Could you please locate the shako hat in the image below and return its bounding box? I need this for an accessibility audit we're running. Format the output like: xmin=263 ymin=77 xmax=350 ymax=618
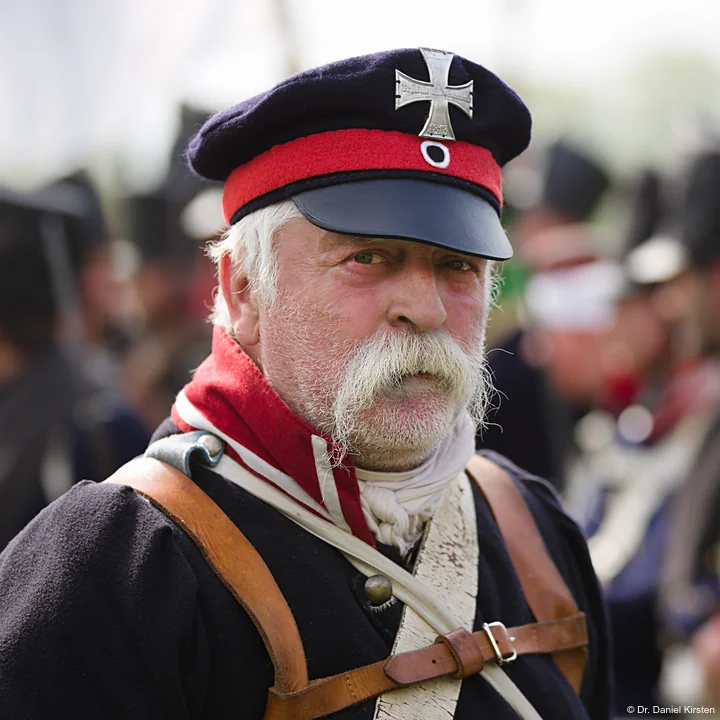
xmin=683 ymin=150 xmax=720 ymax=266
xmin=187 ymin=47 xmax=532 ymax=260
xmin=622 ymin=169 xmax=664 ymax=257
xmin=626 ymin=151 xmax=720 ymax=285
xmin=540 ymin=140 xmax=610 ymax=222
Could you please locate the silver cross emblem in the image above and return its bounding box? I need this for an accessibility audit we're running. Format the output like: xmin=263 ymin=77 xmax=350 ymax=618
xmin=395 ymin=47 xmax=473 ymax=141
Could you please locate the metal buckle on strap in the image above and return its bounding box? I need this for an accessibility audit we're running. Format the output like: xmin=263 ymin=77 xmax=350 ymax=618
xmin=482 ymin=622 xmax=517 ymax=665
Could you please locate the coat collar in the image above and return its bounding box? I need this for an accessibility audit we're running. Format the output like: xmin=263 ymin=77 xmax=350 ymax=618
xmin=172 ymin=327 xmax=375 ymax=545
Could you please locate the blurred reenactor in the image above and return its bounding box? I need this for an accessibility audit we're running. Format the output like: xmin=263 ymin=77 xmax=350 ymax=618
xmin=600 ymin=171 xmax=671 ymax=415
xmin=514 ymin=139 xmax=612 ymax=256
xmin=651 ymin=149 xmax=720 ymax=710
xmin=522 ymin=225 xmax=625 ymax=410
xmin=121 ymin=106 xmax=219 ymax=427
xmin=565 ymin=168 xmax=704 ymax=716
xmin=0 ymin=183 xmax=149 ymax=551
xmin=479 ymin=140 xmax=610 ymax=486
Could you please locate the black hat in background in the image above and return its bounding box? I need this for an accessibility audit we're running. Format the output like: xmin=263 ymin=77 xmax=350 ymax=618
xmin=125 ymin=104 xmax=221 ymax=263
xmin=622 ymin=169 xmax=665 ymax=257
xmin=626 ymin=150 xmax=720 ymax=285
xmin=682 ymin=150 xmax=720 ymax=267
xmin=0 ymin=187 xmax=87 ymax=356
xmin=622 ymin=168 xmax=686 ymax=286
xmin=35 ymin=171 xmax=109 ymax=275
xmin=540 ymin=140 xmax=610 ymax=222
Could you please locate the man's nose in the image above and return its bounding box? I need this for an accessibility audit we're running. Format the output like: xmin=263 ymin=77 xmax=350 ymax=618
xmin=387 ymin=263 xmax=447 ymax=332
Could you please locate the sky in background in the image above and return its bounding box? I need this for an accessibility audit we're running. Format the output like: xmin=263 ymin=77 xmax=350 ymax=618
xmin=0 ymin=0 xmax=719 ymax=191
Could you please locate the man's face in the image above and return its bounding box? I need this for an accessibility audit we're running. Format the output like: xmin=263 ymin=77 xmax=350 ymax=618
xmin=250 ymin=216 xmax=492 ymax=471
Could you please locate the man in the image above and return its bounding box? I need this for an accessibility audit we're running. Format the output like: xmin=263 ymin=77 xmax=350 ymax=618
xmin=0 ymin=183 xmax=149 ymax=551
xmin=479 ymin=140 xmax=611 ymax=486
xmin=649 ymin=149 xmax=720 ymax=710
xmin=122 ymin=106 xmax=219 ymax=427
xmin=0 ymin=49 xmax=610 ymax=719
xmin=563 ymin=167 xmax=701 ymax=717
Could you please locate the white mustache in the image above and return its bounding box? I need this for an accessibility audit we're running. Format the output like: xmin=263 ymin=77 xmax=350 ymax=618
xmin=336 ymin=330 xmax=481 ymax=408
xmin=316 ymin=328 xmax=490 ymax=465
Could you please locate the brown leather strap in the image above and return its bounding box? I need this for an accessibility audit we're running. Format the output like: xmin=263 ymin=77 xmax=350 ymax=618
xmin=466 ymin=454 xmax=588 ymax=693
xmin=104 ymin=457 xmax=308 ymax=694
xmin=435 ymin=627 xmax=485 ymax=679
xmin=264 ymin=613 xmax=588 ymax=720
xmin=107 ymin=453 xmax=588 ymax=719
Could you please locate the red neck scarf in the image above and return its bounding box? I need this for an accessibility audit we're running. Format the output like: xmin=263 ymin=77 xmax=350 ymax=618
xmin=171 ymin=327 xmax=376 ymax=546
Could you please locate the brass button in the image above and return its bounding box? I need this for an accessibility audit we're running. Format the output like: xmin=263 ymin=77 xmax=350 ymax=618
xmin=364 ymin=575 xmax=393 ymax=607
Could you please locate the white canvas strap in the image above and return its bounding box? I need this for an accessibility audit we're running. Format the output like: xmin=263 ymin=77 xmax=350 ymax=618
xmin=373 ymin=471 xmax=476 ymax=719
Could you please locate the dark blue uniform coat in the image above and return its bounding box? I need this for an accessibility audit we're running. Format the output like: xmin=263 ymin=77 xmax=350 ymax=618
xmin=0 ymin=422 xmax=612 ymax=719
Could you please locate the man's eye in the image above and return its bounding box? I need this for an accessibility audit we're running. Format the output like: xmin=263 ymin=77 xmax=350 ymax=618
xmin=446 ymin=258 xmax=473 ymax=271
xmin=353 ymin=252 xmax=382 ymax=265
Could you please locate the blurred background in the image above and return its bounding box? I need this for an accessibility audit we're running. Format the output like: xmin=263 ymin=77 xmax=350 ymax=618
xmin=2 ymin=0 xmax=720 ymax=715
xmin=2 ymin=0 xmax=720 ymax=190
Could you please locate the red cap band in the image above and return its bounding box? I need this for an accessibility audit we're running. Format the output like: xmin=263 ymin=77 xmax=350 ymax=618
xmin=222 ymin=128 xmax=502 ymax=223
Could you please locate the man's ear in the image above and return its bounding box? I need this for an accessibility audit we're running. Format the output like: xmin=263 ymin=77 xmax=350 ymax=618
xmin=219 ymin=253 xmax=260 ymax=346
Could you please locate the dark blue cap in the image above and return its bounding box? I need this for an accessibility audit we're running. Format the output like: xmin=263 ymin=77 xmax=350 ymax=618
xmin=187 ymin=48 xmax=532 ymax=260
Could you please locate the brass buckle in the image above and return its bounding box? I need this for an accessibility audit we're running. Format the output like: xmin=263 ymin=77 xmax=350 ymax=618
xmin=482 ymin=622 xmax=517 ymax=665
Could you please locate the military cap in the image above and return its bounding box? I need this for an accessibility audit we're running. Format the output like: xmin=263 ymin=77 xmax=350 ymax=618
xmin=126 ymin=105 xmax=221 ymax=262
xmin=682 ymin=150 xmax=720 ymax=266
xmin=0 ymin=187 xmax=81 ymax=356
xmin=540 ymin=140 xmax=610 ymax=222
xmin=627 ymin=151 xmax=720 ymax=285
xmin=622 ymin=169 xmax=664 ymax=257
xmin=187 ymin=47 xmax=532 ymax=260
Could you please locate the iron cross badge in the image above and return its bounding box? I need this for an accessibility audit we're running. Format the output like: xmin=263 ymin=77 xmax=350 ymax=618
xmin=395 ymin=48 xmax=474 ymax=141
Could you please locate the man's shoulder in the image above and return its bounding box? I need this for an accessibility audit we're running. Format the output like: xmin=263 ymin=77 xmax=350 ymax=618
xmin=473 ymin=449 xmax=604 ymax=630
xmin=0 ymin=478 xmax=199 ymax=616
xmin=0 ymin=477 xmax=230 ymax=717
xmin=477 ymin=449 xmax=573 ymax=526
xmin=3 ymin=478 xmax=175 ymax=554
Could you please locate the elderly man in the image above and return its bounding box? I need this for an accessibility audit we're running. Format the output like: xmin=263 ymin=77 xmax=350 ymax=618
xmin=0 ymin=49 xmax=610 ymax=719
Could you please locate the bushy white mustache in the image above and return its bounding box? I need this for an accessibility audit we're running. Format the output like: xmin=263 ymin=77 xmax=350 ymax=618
xmin=315 ymin=329 xmax=491 ymax=465
xmin=337 ymin=330 xmax=482 ymax=407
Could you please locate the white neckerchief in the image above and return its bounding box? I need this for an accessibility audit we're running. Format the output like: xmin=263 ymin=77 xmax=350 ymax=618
xmin=355 ymin=413 xmax=476 ymax=555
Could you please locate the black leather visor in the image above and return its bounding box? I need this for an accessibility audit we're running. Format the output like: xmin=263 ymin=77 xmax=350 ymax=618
xmin=292 ymin=178 xmax=512 ymax=260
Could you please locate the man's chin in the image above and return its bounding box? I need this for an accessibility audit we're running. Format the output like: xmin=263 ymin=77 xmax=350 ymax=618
xmin=375 ymin=374 xmax=452 ymax=401
xmin=358 ymin=399 xmax=459 ymax=445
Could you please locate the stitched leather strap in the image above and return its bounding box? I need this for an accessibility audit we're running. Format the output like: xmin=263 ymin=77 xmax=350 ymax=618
xmin=264 ymin=614 xmax=587 ymax=720
xmin=104 ymin=457 xmax=309 ymax=694
xmin=435 ymin=627 xmax=485 ymax=679
xmin=466 ymin=454 xmax=588 ymax=693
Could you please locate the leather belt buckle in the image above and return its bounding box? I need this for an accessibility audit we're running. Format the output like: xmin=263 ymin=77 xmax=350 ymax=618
xmin=482 ymin=622 xmax=517 ymax=665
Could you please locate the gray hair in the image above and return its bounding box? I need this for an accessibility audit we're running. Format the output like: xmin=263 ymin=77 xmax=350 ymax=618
xmin=206 ymin=200 xmax=302 ymax=330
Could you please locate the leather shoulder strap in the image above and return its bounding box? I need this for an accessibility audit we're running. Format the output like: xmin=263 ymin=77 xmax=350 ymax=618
xmin=104 ymin=456 xmax=308 ymax=694
xmin=466 ymin=454 xmax=587 ymax=693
